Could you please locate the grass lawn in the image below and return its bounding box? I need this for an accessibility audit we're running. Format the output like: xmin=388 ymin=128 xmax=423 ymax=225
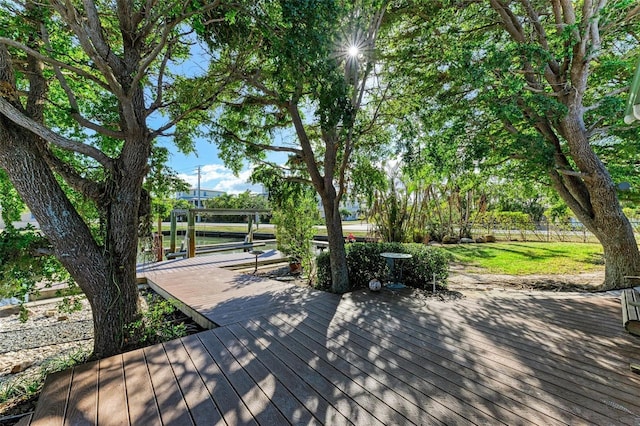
xmin=442 ymin=241 xmax=605 ymax=275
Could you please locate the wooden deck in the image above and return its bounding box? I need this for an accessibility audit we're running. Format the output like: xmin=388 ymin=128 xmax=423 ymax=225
xmin=23 ymin=259 xmax=640 ymax=425
xmin=137 ymin=252 xmax=316 ymax=328
xmin=136 ymin=250 xmax=287 ymax=276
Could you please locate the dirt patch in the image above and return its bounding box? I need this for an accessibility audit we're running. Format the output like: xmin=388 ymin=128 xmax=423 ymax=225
xmin=446 ymin=263 xmax=605 ymax=293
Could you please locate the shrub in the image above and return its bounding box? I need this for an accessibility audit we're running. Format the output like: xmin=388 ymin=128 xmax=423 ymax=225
xmin=125 ymin=293 xmax=187 ymax=346
xmin=315 ymin=242 xmax=451 ymax=292
xmin=272 ymin=192 xmax=318 ymax=282
xmin=316 ymin=251 xmax=332 ymax=290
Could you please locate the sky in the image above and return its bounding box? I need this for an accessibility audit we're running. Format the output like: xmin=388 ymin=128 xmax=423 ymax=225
xmin=163 ymin=137 xmax=264 ymax=194
xmin=154 ymin=40 xmax=284 ymax=195
xmin=160 ymin=135 xmax=290 ymax=195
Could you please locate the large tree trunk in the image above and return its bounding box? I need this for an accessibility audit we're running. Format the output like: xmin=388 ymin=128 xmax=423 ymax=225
xmin=550 ymin=112 xmax=640 ymax=290
xmin=0 ymin=122 xmax=140 ymax=358
xmin=320 ymin=189 xmax=349 ymax=293
xmin=485 ymin=0 xmax=640 ymax=290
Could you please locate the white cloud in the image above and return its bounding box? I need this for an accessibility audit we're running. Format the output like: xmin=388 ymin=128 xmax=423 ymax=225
xmin=178 ymin=164 xmax=263 ymax=194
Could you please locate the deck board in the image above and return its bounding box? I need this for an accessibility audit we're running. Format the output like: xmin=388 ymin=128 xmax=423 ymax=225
xmin=162 ymin=338 xmax=223 ymax=425
xmin=25 ymin=259 xmax=640 ymax=425
xmin=64 ymin=361 xmax=98 ymax=425
xmin=225 ymin=322 xmax=352 ymax=425
xmin=143 ymin=344 xmax=194 ymax=426
xmin=122 ymin=349 xmax=162 ymax=425
xmin=197 ymin=330 xmax=289 ymax=425
xmin=30 ymin=369 xmax=72 ymax=425
xmin=181 ymin=334 xmax=257 ymax=426
xmin=97 ymin=355 xmax=128 ymax=426
xmin=214 ymin=327 xmax=318 ymax=425
xmin=238 ymin=319 xmax=379 ymax=425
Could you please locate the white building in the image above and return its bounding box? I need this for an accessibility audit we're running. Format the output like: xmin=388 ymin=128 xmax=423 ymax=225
xmin=175 ymin=188 xmax=225 ymax=208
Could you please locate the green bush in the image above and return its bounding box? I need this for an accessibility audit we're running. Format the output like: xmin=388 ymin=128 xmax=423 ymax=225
xmin=125 ymin=293 xmax=187 ymax=346
xmin=316 ymin=242 xmax=451 ymax=292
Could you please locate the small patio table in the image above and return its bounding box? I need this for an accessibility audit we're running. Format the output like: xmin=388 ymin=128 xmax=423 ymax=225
xmin=380 ymin=252 xmax=412 ymax=289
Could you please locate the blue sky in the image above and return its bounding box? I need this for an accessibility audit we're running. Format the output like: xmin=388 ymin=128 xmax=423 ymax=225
xmin=156 ymin=40 xmax=293 ymax=194
xmin=161 ymin=137 xmax=266 ymax=194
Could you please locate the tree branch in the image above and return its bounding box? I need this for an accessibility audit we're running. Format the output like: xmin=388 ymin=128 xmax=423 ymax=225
xmin=147 ymin=43 xmax=173 ymax=115
xmin=288 ymin=97 xmax=325 ymax=194
xmin=49 ymin=1 xmax=124 ymax=98
xmin=222 ymin=129 xmax=303 ymax=156
xmin=40 ymin=24 xmax=125 ymax=140
xmin=556 ymin=168 xmax=592 ymax=180
xmin=489 ymin=0 xmax=526 ymax=43
xmin=0 ymin=97 xmax=113 ymax=167
xmin=41 ymin=149 xmax=104 ymax=201
xmin=0 ymin=37 xmax=110 ymax=91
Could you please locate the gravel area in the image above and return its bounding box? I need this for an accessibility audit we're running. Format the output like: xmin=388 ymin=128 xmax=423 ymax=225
xmin=0 ymin=321 xmax=92 ymax=354
xmin=0 ymin=300 xmax=93 ymax=378
xmin=0 ymin=297 xmax=93 ymax=423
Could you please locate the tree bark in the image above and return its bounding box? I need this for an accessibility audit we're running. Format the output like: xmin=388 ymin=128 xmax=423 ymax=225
xmin=320 ymin=189 xmax=349 ymax=293
xmin=0 ymin=120 xmax=140 ymax=358
xmin=549 ymin=112 xmax=640 ymax=290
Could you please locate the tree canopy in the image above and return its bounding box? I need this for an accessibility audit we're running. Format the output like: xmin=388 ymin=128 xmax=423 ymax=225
xmin=0 ymin=0 xmax=224 ymax=357
xmin=378 ymin=0 xmax=640 ymax=288
xmin=185 ymin=0 xmax=391 ymax=292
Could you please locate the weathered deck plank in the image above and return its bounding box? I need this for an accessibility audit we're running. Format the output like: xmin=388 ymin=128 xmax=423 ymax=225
xmin=162 ymin=338 xmax=223 ymax=425
xmin=143 ymin=344 xmax=194 ymax=426
xmin=97 ymin=355 xmax=128 ymax=426
xmin=122 ymin=349 xmax=162 ymax=425
xmin=197 ymin=330 xmax=289 ymax=425
xmin=225 ymin=322 xmax=352 ymax=425
xmin=30 ymin=369 xmax=72 ymax=425
xmin=181 ymin=334 xmax=257 ymax=426
xmin=64 ymin=361 xmax=98 ymax=425
xmin=236 ymin=320 xmax=378 ymax=425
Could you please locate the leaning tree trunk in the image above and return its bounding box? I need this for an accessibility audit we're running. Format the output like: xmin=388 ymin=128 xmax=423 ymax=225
xmin=321 ymin=189 xmax=350 ymax=293
xmin=0 ymin=122 xmax=140 ymax=358
xmin=551 ymin=112 xmax=640 ymax=290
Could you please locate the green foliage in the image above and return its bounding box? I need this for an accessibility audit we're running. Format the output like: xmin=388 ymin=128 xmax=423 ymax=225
xmin=316 ymin=242 xmax=451 ymax=292
xmin=272 ymin=191 xmax=319 ymax=281
xmin=0 ymin=226 xmax=69 ymax=313
xmin=145 ymin=146 xmax=190 ymax=225
xmin=491 ymin=211 xmax=535 ymax=240
xmin=371 ymin=172 xmax=412 ymax=242
xmin=0 ymin=169 xmax=23 ymax=228
xmin=126 ymin=294 xmax=187 ymax=346
xmin=203 ymin=191 xmax=271 ymax=223
xmin=57 ymin=294 xmax=83 ymax=314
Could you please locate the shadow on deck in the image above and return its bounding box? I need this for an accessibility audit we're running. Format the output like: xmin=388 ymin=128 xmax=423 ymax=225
xmin=20 ymin=262 xmax=640 ymax=425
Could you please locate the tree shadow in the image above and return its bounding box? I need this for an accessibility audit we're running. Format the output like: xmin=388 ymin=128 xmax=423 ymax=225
xmin=29 ymin=278 xmax=640 ymax=424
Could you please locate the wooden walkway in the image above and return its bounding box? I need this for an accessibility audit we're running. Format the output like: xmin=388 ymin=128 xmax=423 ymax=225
xmin=21 ymin=259 xmax=640 ymax=425
xmin=140 ymin=255 xmax=332 ymax=328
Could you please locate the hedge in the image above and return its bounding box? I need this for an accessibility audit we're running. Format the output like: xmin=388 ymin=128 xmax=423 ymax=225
xmin=316 ymin=242 xmax=452 ymax=292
